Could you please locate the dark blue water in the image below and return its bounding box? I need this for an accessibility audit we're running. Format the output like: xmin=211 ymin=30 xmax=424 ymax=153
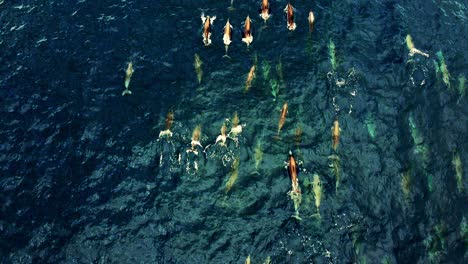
xmin=1 ymin=0 xmax=467 ymax=263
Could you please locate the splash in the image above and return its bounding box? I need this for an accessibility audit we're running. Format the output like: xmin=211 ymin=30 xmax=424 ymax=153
xmin=405 ymin=34 xmax=429 ymax=57
xmin=185 ymin=125 xmax=203 ymax=175
xmin=228 ymin=112 xmax=243 ymax=141
xmin=215 ymin=123 xmax=228 ymax=146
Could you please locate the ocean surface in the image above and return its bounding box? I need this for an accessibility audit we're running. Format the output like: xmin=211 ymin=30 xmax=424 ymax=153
xmin=0 ymin=0 xmax=467 ymax=263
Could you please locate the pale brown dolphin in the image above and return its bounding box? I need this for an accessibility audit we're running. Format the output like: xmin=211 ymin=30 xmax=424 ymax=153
xmin=308 ymin=10 xmax=315 ymax=32
xmin=332 ymin=118 xmax=341 ymax=151
xmin=122 ymin=62 xmax=134 ymax=96
xmin=223 ymin=19 xmax=233 ymax=57
xmin=245 ymin=64 xmax=256 ymax=92
xmin=278 ymin=102 xmax=288 ymax=134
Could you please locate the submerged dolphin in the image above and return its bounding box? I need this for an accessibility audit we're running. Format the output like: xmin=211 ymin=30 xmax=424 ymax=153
xmin=122 ymin=62 xmax=134 ymax=96
xmin=223 ymin=19 xmax=233 ymax=57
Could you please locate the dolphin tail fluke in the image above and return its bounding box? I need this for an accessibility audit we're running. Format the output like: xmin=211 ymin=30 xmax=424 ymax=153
xmin=122 ymin=89 xmax=132 ymax=96
xmin=223 ymin=46 xmax=231 ymax=58
xmin=291 ymin=213 xmax=302 ymax=221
